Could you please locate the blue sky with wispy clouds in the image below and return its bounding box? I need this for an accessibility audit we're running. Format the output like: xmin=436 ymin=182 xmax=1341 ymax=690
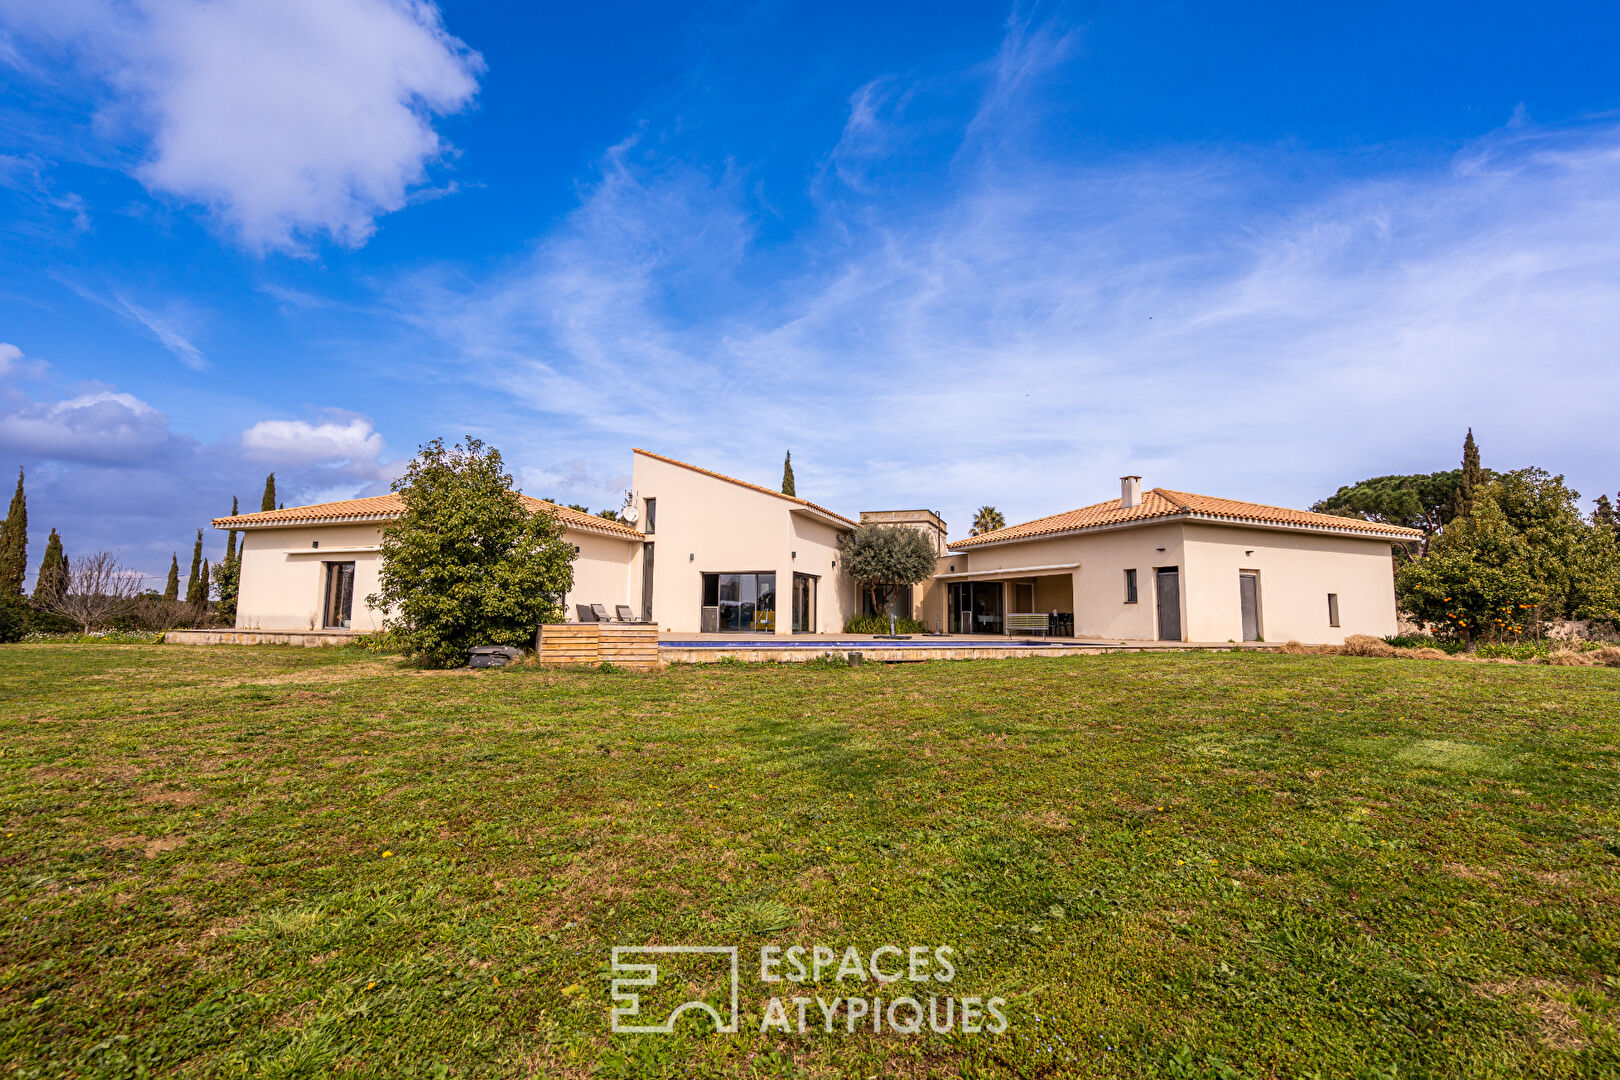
xmin=3 ymin=1 xmax=1619 ymax=585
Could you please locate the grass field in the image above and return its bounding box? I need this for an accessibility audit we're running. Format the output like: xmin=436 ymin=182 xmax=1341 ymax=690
xmin=2 ymin=646 xmax=1618 ymax=1079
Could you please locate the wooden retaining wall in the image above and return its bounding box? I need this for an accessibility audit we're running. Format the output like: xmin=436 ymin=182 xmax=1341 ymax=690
xmin=538 ymin=623 xmax=660 ymax=670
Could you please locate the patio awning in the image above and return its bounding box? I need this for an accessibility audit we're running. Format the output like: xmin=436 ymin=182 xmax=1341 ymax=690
xmin=933 ymin=561 xmax=1080 ymax=581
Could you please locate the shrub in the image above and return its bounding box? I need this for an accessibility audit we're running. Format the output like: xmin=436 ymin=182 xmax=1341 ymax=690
xmin=369 ymin=437 xmax=574 ymax=668
xmin=0 ymin=596 xmax=27 ymax=643
xmin=1548 ymin=648 xmax=1596 ymax=667
xmin=843 ymin=614 xmax=927 ymax=635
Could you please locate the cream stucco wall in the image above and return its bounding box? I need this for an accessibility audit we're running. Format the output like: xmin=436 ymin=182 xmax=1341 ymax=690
xmin=1180 ymin=524 xmax=1397 ymax=643
xmin=631 ymin=452 xmax=855 ymax=634
xmin=234 ymin=524 xmax=387 ymax=631
xmin=936 ymin=521 xmax=1398 ymax=643
xmin=230 ymin=519 xmax=639 ymax=632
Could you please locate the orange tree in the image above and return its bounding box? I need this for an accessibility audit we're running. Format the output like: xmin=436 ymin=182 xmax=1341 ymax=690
xmin=1397 ymin=494 xmax=1542 ymax=647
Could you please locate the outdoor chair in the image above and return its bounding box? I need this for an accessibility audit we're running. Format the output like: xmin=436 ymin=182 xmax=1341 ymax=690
xmin=615 ymin=604 xmax=643 ymax=623
xmin=575 ymin=603 xmax=596 ymax=622
xmin=590 ymin=603 xmax=617 ymax=622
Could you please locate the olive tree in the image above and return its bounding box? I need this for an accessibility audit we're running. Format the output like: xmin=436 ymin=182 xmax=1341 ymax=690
xmin=368 ymin=437 xmax=575 ymax=667
xmin=837 ymin=524 xmax=937 ymax=615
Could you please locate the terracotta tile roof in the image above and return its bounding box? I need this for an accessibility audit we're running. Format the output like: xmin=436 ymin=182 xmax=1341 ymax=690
xmin=949 ymin=487 xmax=1423 ymax=549
xmin=212 ymin=493 xmax=645 ymax=539
xmin=632 ymin=448 xmax=857 ymax=528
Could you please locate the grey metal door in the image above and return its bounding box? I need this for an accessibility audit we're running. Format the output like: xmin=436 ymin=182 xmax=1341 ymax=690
xmin=1239 ymin=572 xmax=1260 ymax=641
xmin=640 ymin=543 xmax=654 ymax=622
xmin=1155 ymin=568 xmax=1181 ymax=641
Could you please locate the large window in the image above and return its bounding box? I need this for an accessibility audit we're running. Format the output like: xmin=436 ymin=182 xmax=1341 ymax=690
xmin=324 ymin=562 xmax=355 ymax=629
xmin=947 ymin=582 xmax=1003 ymax=635
xmin=643 ymin=498 xmax=656 ymax=534
xmin=701 ymin=572 xmax=776 ymax=632
xmin=861 ymin=583 xmax=913 ymax=618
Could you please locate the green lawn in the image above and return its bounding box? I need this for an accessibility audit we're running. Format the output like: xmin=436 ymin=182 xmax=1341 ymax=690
xmin=2 ymin=646 xmax=1618 ymax=1079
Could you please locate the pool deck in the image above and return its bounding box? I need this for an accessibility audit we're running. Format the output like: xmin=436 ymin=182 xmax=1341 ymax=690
xmin=657 ymin=632 xmax=1276 ymax=663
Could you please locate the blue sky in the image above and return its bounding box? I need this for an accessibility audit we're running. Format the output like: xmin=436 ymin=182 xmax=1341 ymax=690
xmin=3 ymin=1 xmax=1620 ymax=586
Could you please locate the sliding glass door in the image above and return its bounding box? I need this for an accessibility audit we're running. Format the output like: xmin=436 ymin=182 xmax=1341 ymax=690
xmin=701 ymin=572 xmax=777 ymax=632
xmin=791 ymin=573 xmax=816 ymax=633
xmin=947 ymin=581 xmax=1003 ymax=635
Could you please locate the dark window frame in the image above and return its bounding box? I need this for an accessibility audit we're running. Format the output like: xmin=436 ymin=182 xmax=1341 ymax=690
xmin=1327 ymin=592 xmax=1340 ymax=627
xmin=1123 ymin=568 xmax=1138 ymax=604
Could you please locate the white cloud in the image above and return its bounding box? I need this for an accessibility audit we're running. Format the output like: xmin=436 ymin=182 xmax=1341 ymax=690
xmin=0 ymin=389 xmax=184 ymax=464
xmin=0 ymin=342 xmax=21 ymax=376
xmin=3 ymin=0 xmax=482 ymax=251
xmin=241 ymin=415 xmax=389 ymax=472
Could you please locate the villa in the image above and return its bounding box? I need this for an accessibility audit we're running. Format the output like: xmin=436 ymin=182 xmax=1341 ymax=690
xmin=214 ymin=448 xmax=1421 ymax=644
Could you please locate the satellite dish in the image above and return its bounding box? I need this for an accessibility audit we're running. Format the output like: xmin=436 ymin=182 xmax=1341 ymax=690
xmin=623 ymin=506 xmax=639 ymax=523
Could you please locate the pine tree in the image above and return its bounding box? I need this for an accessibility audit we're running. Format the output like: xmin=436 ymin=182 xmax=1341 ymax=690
xmin=0 ymin=468 xmax=26 ymax=596
xmin=32 ymin=528 xmax=66 ymax=601
xmin=781 ymin=451 xmax=796 ymax=496
xmin=185 ymin=530 xmax=203 ymax=605
xmin=225 ymin=496 xmax=239 ymax=566
xmin=1448 ymin=429 xmax=1485 ymax=521
xmin=164 ymin=553 xmax=180 ymax=602
xmin=261 ymin=473 xmax=277 ymax=513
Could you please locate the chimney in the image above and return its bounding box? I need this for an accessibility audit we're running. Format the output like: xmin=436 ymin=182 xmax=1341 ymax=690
xmin=1121 ymin=475 xmax=1142 ymax=508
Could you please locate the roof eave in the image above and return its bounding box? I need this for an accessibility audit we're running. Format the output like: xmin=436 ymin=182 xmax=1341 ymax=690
xmin=948 ymin=512 xmax=1419 ymax=550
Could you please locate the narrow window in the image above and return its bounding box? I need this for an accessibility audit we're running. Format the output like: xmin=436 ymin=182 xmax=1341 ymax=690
xmin=1123 ymin=568 xmax=1138 ymax=603
xmin=643 ymin=497 xmax=656 ymax=534
xmin=1327 ymin=593 xmax=1340 ymax=627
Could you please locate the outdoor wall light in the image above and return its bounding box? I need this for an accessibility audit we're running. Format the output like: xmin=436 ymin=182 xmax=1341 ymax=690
xmin=792 ymin=550 xmax=797 ymax=559
xmin=1245 ymin=549 xmax=1254 ymax=556
xmin=1156 ymin=547 xmax=1166 ymax=552
xmin=689 ymin=552 xmax=695 ymax=561
xmin=311 ymin=541 xmax=318 ymax=549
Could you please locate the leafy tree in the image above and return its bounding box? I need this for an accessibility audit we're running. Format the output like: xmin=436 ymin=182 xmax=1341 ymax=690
xmin=1448 ymin=428 xmax=1486 ymax=520
xmin=1397 ymin=492 xmax=1543 ymax=647
xmin=0 ymin=595 xmax=26 ymax=643
xmin=260 ymin=473 xmax=277 ymax=513
xmin=970 ymin=506 xmax=1005 ymax=536
xmin=213 ymin=556 xmax=240 ymax=626
xmin=368 ymin=437 xmax=576 ymax=667
xmin=32 ymin=528 xmax=67 ymax=602
xmin=836 ymin=524 xmax=937 ymax=616
xmin=185 ymin=530 xmax=203 ymax=605
xmin=163 ymin=553 xmax=180 ymax=602
xmin=0 ymin=467 xmax=26 ymax=595
xmin=1492 ymin=468 xmax=1620 ymax=623
xmin=1594 ymin=494 xmax=1620 ymax=543
xmin=1313 ymin=471 xmax=1467 ymax=558
xmin=781 ymin=451 xmax=796 ymax=496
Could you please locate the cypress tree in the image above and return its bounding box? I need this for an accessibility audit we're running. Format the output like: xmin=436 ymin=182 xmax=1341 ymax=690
xmin=224 ymin=496 xmax=240 ymax=566
xmin=0 ymin=468 xmax=26 ymax=596
xmin=185 ymin=530 xmax=203 ymax=604
xmin=164 ymin=553 xmax=180 ymax=602
xmin=261 ymin=474 xmax=277 ymax=513
xmin=199 ymin=558 xmax=210 ymax=606
xmin=32 ymin=528 xmax=66 ymax=600
xmin=781 ymin=451 xmax=796 ymax=497
xmin=1449 ymin=429 xmax=1485 ymax=521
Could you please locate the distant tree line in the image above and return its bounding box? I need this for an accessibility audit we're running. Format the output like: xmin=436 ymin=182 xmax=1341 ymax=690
xmin=0 ymin=468 xmax=279 ymax=641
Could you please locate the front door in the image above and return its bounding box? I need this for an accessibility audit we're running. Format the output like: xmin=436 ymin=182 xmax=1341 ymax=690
xmin=1155 ymin=567 xmax=1181 ymax=641
xmin=1239 ymin=571 xmax=1260 ymax=641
